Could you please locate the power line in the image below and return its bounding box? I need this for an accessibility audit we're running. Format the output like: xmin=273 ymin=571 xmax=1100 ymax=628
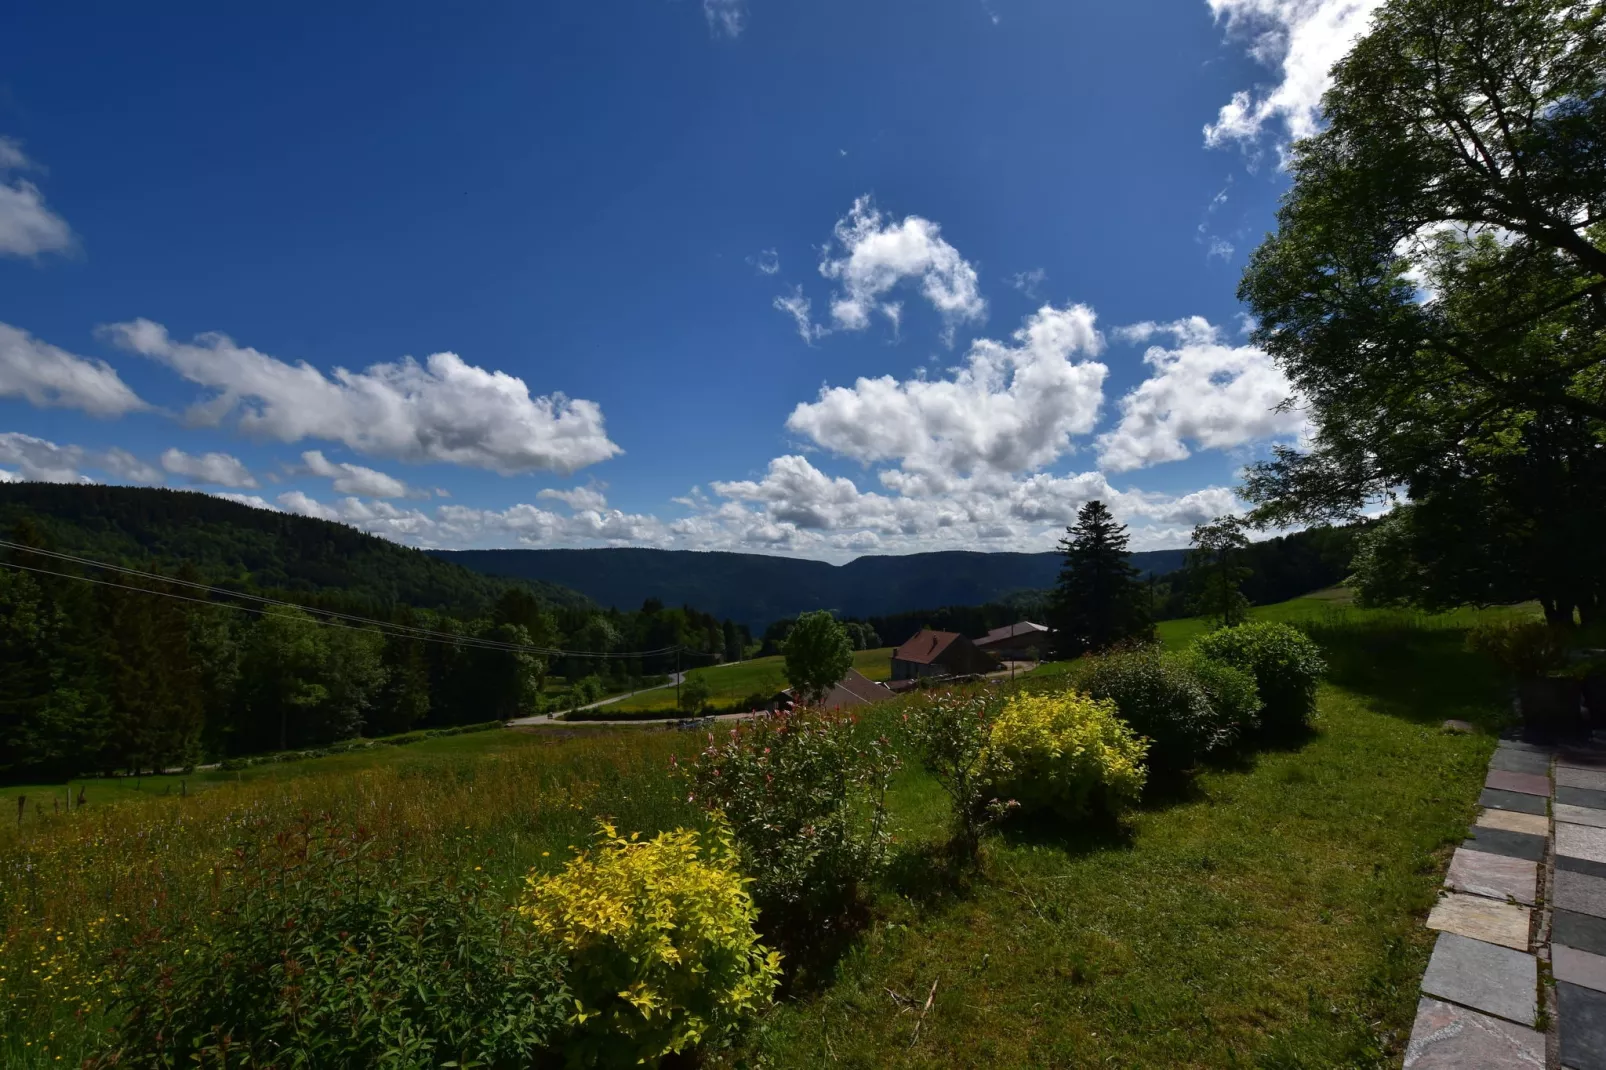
xmin=0 ymin=542 xmax=721 ymax=663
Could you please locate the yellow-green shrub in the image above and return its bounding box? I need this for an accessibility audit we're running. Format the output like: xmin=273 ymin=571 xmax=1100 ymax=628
xmin=521 ymin=821 xmax=781 ymax=1065
xmin=984 ymin=690 xmax=1148 ymax=819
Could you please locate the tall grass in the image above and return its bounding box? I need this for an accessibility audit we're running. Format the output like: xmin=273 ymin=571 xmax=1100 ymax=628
xmin=0 ymin=729 xmax=700 ymax=1066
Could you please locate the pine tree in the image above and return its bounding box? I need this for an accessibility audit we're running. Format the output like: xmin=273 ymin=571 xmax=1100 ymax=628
xmin=1047 ymin=500 xmax=1151 ymax=658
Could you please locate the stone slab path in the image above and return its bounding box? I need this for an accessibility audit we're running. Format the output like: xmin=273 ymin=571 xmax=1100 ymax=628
xmin=1405 ymin=737 xmax=1606 ymax=1068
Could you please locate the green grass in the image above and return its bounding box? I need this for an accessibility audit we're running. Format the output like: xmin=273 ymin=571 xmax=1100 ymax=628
xmin=1 ymin=601 xmax=1520 ymax=1067
xmin=602 ymin=647 xmax=895 ymax=714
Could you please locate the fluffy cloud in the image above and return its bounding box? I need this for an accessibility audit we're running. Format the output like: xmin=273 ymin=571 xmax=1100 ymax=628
xmin=786 ymin=303 xmax=1107 ymax=478
xmin=103 ymin=319 xmax=621 ymax=475
xmin=300 ymin=449 xmax=413 ymax=498
xmin=1204 ymin=0 xmax=1386 ymax=151
xmin=0 ymin=138 xmax=74 ymax=258
xmin=704 ymin=0 xmax=745 ymax=37
xmin=538 ymin=483 xmax=610 ymax=512
xmin=161 ymin=448 xmax=257 ymax=487
xmin=0 ymin=432 xmax=161 ymax=485
xmin=1097 ymin=318 xmax=1305 ymax=471
xmin=0 ymin=322 xmax=147 ymax=416
xmin=819 ymin=196 xmax=985 ymax=340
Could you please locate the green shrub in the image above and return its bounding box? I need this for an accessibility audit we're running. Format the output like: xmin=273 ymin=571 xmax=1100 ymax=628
xmin=902 ymin=689 xmax=1011 ymax=860
xmin=1076 ymin=647 xmax=1232 ymax=772
xmin=683 ymin=709 xmax=898 ymax=929
xmin=1193 ymin=621 xmax=1327 ymax=732
xmin=1467 ymin=618 xmax=1571 ymax=678
xmin=521 ymin=821 xmax=781 ymax=1065
xmin=1180 ymin=650 xmax=1262 ymax=745
xmin=983 ymin=689 xmax=1148 ymax=820
xmin=98 ymin=819 xmax=569 ymax=1069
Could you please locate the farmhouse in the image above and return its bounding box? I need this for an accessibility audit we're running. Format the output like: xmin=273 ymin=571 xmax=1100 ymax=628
xmin=973 ymin=621 xmax=1050 ymax=662
xmin=890 ymin=628 xmax=995 ymax=682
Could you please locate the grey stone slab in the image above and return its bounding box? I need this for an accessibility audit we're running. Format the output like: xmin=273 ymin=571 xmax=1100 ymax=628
xmin=1403 ymin=997 xmax=1545 ymax=1068
xmin=1490 ymin=749 xmax=1552 ymax=775
xmin=1560 ymin=785 xmax=1606 ymax=809
xmin=1554 ymin=944 xmax=1606 ymax=994
xmin=1497 ymin=738 xmax=1555 ymax=755
xmin=1445 ymin=848 xmax=1538 ymax=905
xmin=1559 ymin=822 xmax=1606 ymax=864
xmin=1558 ymin=803 xmax=1606 ymax=829
xmin=1481 ymin=788 xmax=1549 ymax=815
xmin=1556 ymin=869 xmax=1606 ymax=919
xmin=1559 ymin=766 xmax=1606 ymax=791
xmin=1419 ymin=932 xmax=1537 ymax=1025
xmin=1558 ymin=981 xmax=1606 ymax=1070
xmin=1486 ymin=769 xmax=1552 ymax=796
xmin=1560 ymin=854 xmax=1606 ymax=880
xmin=1554 ymin=910 xmax=1606 ymax=957
xmin=1466 ymin=825 xmax=1548 ymax=862
xmin=1426 ymin=894 xmax=1532 ymax=951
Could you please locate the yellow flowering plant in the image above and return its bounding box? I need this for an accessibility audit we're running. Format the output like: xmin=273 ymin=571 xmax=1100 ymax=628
xmin=983 ymin=690 xmax=1148 ymax=820
xmin=521 ymin=820 xmax=781 ymax=1066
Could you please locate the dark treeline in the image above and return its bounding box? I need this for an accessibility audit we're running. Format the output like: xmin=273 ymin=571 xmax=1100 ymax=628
xmin=0 ymin=487 xmax=750 ymax=783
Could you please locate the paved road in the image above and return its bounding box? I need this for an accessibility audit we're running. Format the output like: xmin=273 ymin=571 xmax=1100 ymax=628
xmin=508 ymin=672 xmax=684 ymax=727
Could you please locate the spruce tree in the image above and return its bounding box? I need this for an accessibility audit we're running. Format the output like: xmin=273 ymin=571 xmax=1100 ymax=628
xmin=1185 ymin=516 xmax=1252 ymax=628
xmin=1048 ymin=500 xmax=1150 ymax=658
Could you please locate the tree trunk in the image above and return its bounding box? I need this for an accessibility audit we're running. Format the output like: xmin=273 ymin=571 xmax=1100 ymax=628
xmin=1542 ymin=599 xmax=1574 ymax=628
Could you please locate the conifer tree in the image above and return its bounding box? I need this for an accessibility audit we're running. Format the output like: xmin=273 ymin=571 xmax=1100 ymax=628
xmin=1048 ymin=500 xmax=1150 ymax=658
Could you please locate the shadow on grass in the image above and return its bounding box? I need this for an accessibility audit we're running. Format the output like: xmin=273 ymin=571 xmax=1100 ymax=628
xmin=764 ymin=898 xmax=876 ymax=1000
xmin=1302 ymin=618 xmax=1514 ymax=733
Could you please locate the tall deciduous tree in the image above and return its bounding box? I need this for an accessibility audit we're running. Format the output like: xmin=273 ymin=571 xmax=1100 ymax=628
xmin=783 ymin=611 xmax=853 ymax=705
xmin=1048 ymin=501 xmax=1150 ymax=657
xmin=1186 ymin=516 xmax=1253 ymax=628
xmin=1239 ymin=0 xmax=1606 ymax=623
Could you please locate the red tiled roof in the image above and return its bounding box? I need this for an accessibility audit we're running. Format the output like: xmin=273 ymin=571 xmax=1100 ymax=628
xmin=892 ymin=629 xmax=963 ymax=665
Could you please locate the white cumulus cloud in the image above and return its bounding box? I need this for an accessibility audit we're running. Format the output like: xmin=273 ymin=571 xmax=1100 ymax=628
xmin=819 ymin=195 xmax=986 ymax=341
xmin=1203 ymin=0 xmax=1385 ymax=152
xmin=537 ymin=483 xmax=610 ymax=512
xmin=0 ymin=432 xmax=161 ymax=485
xmin=0 ymin=322 xmax=147 ymax=416
xmin=300 ymin=449 xmax=413 ymax=498
xmin=102 ymin=319 xmax=622 ymax=475
xmin=786 ymin=303 xmax=1107 ymax=478
xmin=0 ymin=138 xmax=74 ymax=258
xmin=161 ymin=448 xmax=257 ymax=488
xmin=1097 ymin=318 xmax=1305 ymax=471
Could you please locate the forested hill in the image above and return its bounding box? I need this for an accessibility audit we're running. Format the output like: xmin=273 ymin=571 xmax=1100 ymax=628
xmin=0 ymin=483 xmax=589 ymax=616
xmin=431 ymin=546 xmax=1190 ymax=630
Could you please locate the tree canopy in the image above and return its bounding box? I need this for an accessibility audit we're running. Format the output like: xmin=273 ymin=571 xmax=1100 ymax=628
xmin=783 ymin=611 xmax=853 ymax=705
xmin=1240 ymin=0 xmax=1606 ymax=623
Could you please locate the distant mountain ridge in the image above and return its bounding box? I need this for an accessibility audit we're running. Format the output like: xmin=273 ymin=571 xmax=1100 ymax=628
xmin=430 ymin=546 xmax=1189 ymax=630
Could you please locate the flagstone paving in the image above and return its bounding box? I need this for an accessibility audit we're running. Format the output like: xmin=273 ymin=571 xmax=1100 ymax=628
xmin=1558 ymin=802 xmax=1606 ymax=829
xmin=1468 ymin=823 xmax=1549 ymax=862
xmin=1558 ymin=822 xmax=1606 ymax=865
xmin=1482 ymin=786 xmax=1551 ymax=815
xmin=1420 ymin=932 xmax=1538 ymax=1024
xmin=1426 ymin=892 xmax=1532 ymax=950
xmin=1402 ymin=997 xmax=1546 ymax=1069
xmin=1554 ymin=944 xmax=1606 ymax=994
xmin=1478 ymin=808 xmax=1552 ymax=837
xmin=1555 ymin=909 xmax=1606 ymax=957
xmin=1487 ymin=768 xmax=1554 ymax=796
xmin=1555 ymin=869 xmax=1606 ymax=919
xmin=1446 ymin=847 xmax=1538 ymax=905
xmin=1408 ymin=735 xmax=1606 ymax=1066
xmin=1559 ymin=982 xmax=1606 ymax=1070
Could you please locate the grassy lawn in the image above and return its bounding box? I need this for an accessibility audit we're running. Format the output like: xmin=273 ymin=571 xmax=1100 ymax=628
xmin=1 ymin=604 xmax=1516 ymax=1066
xmin=603 ymin=646 xmax=894 ymax=714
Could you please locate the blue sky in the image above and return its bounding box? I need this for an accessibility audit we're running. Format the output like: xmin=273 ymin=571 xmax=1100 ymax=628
xmin=0 ymin=0 xmax=1381 ymax=560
